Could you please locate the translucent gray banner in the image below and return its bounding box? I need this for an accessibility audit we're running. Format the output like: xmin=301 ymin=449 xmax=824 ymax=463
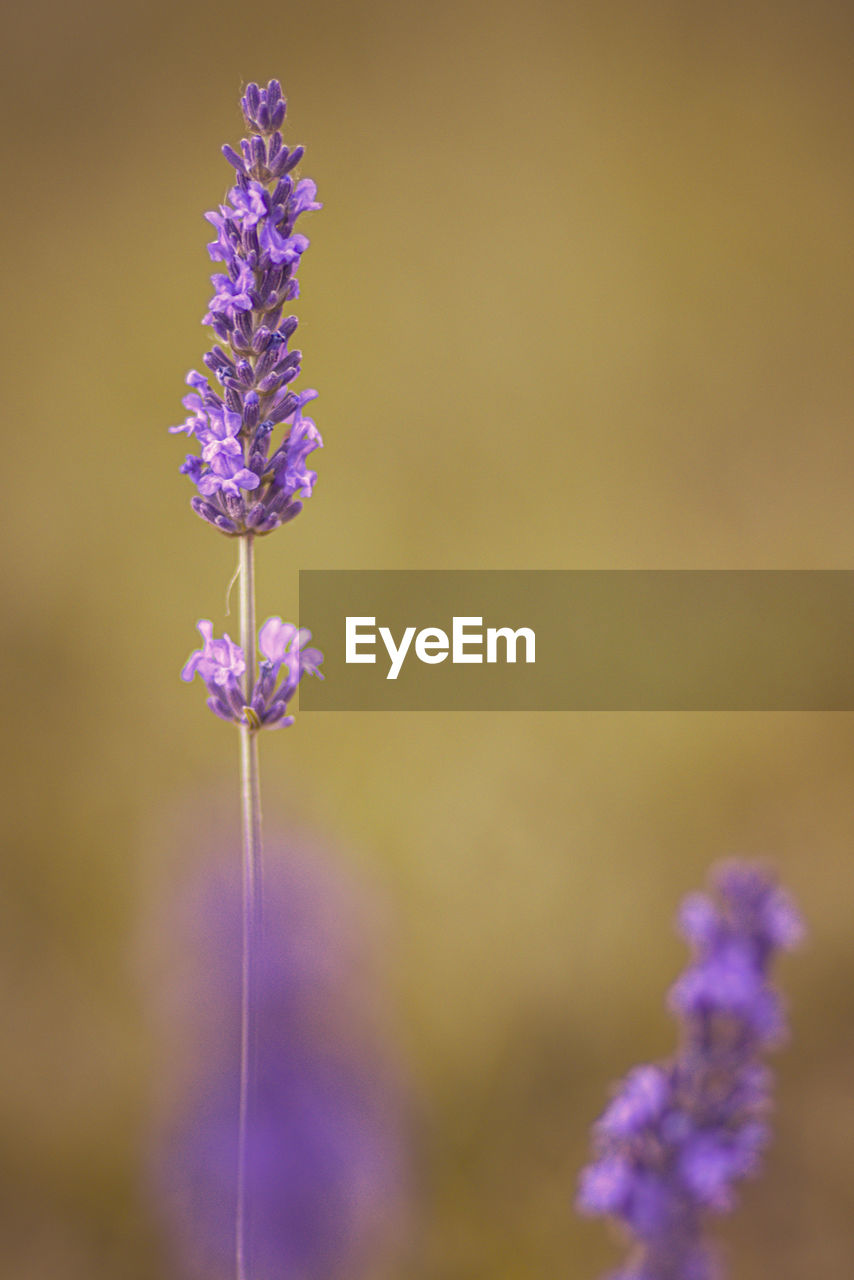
xmin=298 ymin=571 xmax=854 ymax=710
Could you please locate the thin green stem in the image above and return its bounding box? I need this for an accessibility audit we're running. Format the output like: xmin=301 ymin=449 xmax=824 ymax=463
xmin=236 ymin=533 xmax=262 ymax=1280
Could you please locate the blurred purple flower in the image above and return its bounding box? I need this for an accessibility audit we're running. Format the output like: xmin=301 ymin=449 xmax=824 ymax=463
xmin=148 ymin=847 xmax=408 ymax=1280
xmin=171 ymin=79 xmax=323 ymax=537
xmin=577 ymin=861 xmax=803 ymax=1279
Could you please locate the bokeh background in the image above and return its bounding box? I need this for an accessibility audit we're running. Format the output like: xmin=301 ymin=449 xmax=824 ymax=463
xmin=3 ymin=0 xmax=854 ymax=1275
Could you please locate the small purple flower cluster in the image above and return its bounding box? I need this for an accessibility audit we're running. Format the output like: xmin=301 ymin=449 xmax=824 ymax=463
xmin=182 ymin=617 xmax=323 ymax=729
xmin=577 ymin=861 xmax=803 ymax=1280
xmin=170 ymin=80 xmax=322 ymax=536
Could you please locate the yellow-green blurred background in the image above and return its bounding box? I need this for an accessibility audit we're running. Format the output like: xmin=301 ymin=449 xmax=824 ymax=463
xmin=3 ymin=0 xmax=854 ymax=1275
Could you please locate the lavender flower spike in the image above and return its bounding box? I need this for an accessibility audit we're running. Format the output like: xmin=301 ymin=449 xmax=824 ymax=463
xmin=577 ymin=861 xmax=804 ymax=1280
xmin=172 ymin=81 xmax=328 ymax=1280
xmin=182 ymin=617 xmax=323 ymax=728
xmin=171 ymin=79 xmax=323 ymax=537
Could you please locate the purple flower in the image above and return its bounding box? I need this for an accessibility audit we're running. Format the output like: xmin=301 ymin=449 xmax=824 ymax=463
xmin=148 ymin=846 xmax=409 ymax=1280
xmin=270 ymin=410 xmax=322 ymax=497
xmin=577 ymin=1154 xmax=634 ymax=1216
xmin=203 ymin=263 xmax=255 ymax=324
xmin=171 ymin=80 xmax=323 ymax=536
xmin=257 ymin=616 xmax=322 ymax=673
xmin=576 ymin=861 xmax=803 ymax=1279
xmin=596 ymin=1065 xmax=670 ymax=1141
xmin=292 ymin=177 xmax=322 ymax=217
xmin=181 ymin=620 xmax=247 ymax=723
xmin=226 ymin=180 xmax=269 ymax=230
xmin=182 ymin=617 xmax=323 ymax=728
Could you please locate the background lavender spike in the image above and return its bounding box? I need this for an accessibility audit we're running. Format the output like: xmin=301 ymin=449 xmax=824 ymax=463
xmin=169 ymin=79 xmax=323 ymax=537
xmin=576 ymin=861 xmax=804 ymax=1280
xmin=146 ymin=844 xmax=410 ymax=1280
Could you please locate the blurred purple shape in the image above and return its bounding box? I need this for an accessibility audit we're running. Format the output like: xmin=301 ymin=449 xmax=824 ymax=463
xmin=147 ymin=844 xmax=408 ymax=1280
xmin=577 ymin=860 xmax=803 ymax=1280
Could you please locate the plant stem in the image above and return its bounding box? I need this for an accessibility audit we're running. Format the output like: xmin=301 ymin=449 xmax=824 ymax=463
xmin=236 ymin=532 xmax=262 ymax=1280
